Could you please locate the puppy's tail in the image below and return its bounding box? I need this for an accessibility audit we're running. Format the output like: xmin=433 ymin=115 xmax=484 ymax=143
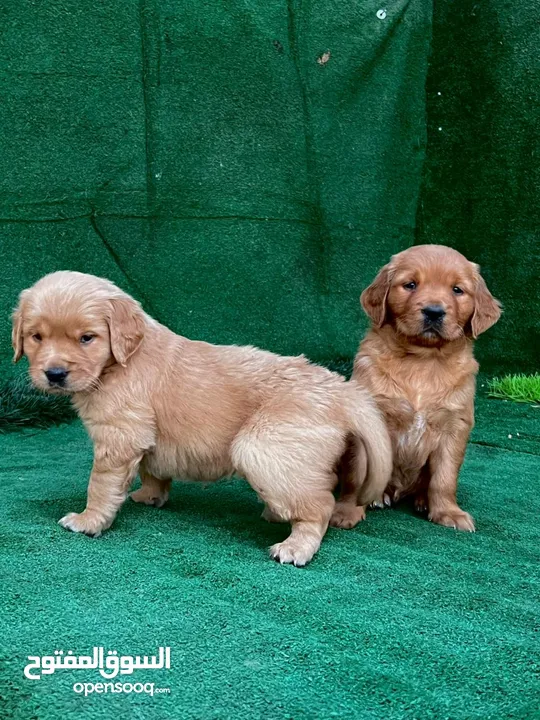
xmin=343 ymin=382 xmax=392 ymax=505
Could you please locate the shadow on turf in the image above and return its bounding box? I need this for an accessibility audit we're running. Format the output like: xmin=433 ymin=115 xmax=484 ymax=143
xmin=25 ymin=484 xmax=286 ymax=548
xmin=26 ymin=477 xmax=432 ymax=554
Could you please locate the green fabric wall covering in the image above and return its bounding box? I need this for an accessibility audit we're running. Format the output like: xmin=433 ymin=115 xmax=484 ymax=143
xmin=418 ymin=0 xmax=539 ymax=373
xmin=0 ymin=1 xmax=536 ymax=378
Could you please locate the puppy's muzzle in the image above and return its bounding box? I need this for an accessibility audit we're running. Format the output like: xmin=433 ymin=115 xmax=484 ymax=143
xmin=422 ymin=305 xmax=445 ymax=331
xmin=44 ymin=367 xmax=69 ymax=387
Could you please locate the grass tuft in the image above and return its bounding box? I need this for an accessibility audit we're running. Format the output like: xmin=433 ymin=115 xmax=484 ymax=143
xmin=0 ymin=374 xmax=76 ymax=433
xmin=487 ymin=374 xmax=540 ymax=405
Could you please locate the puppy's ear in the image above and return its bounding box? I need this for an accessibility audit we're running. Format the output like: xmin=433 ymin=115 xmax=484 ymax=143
xmin=471 ymin=267 xmax=502 ymax=338
xmin=11 ymin=295 xmax=26 ymax=363
xmin=107 ymin=298 xmax=145 ymax=366
xmin=361 ymin=265 xmax=392 ymax=328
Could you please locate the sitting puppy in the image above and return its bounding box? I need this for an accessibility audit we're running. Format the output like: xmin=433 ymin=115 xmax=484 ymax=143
xmin=12 ymin=271 xmax=392 ymax=566
xmin=339 ymin=244 xmax=501 ymax=531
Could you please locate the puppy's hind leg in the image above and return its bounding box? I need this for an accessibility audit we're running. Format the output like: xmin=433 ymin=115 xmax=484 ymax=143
xmin=331 ymin=441 xmax=367 ymax=529
xmin=232 ymin=422 xmax=338 ymax=566
xmin=131 ymin=465 xmax=171 ymax=508
xmin=268 ymin=491 xmax=335 ymax=567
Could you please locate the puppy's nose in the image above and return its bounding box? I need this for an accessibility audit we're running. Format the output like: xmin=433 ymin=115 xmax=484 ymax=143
xmin=45 ymin=367 xmax=69 ymax=385
xmin=422 ymin=305 xmax=446 ymax=323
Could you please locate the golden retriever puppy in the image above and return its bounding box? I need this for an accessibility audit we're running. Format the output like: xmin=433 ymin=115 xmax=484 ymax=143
xmin=339 ymin=244 xmax=501 ymax=531
xmin=12 ymin=271 xmax=392 ymax=566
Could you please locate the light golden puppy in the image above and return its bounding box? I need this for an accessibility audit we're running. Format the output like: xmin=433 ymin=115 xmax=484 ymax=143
xmin=339 ymin=244 xmax=501 ymax=531
xmin=12 ymin=271 xmax=392 ymax=566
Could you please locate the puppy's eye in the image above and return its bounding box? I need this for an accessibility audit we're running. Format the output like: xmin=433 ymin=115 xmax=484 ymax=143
xmin=80 ymin=334 xmax=95 ymax=345
xmin=403 ymin=281 xmax=417 ymax=291
xmin=32 ymin=333 xmax=42 ymax=342
xmin=452 ymin=286 xmax=464 ymax=295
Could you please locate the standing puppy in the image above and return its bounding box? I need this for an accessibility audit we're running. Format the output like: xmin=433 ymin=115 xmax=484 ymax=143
xmin=12 ymin=271 xmax=392 ymax=566
xmin=342 ymin=245 xmax=501 ymax=531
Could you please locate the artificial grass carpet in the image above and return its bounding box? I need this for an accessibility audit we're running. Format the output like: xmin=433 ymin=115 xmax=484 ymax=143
xmin=0 ymin=393 xmax=539 ymax=719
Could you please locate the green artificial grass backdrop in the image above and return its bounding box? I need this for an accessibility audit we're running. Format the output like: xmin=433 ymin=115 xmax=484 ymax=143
xmin=0 ymin=0 xmax=538 ymax=381
xmin=1 ymin=392 xmax=539 ymax=719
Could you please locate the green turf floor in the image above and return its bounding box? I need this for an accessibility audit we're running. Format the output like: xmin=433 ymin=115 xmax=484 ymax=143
xmin=1 ymin=391 xmax=539 ymax=719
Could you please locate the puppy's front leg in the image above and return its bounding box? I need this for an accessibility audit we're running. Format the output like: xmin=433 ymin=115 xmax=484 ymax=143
xmin=59 ymin=435 xmax=144 ymax=537
xmin=427 ymin=420 xmax=475 ymax=532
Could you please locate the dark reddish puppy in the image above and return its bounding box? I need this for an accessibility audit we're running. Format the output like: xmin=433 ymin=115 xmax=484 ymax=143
xmin=339 ymin=244 xmax=501 ymax=531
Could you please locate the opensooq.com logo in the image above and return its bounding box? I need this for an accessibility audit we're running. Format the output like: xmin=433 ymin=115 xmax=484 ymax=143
xmin=24 ymin=646 xmax=171 ymax=697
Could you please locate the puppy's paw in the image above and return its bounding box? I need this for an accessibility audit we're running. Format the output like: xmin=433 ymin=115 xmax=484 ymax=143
xmin=130 ymin=487 xmax=169 ymax=508
xmin=414 ymin=492 xmax=428 ymax=514
xmin=429 ymin=508 xmax=475 ymax=532
xmin=58 ymin=511 xmax=107 ymax=537
xmin=261 ymin=505 xmax=284 ymax=524
xmin=370 ymin=492 xmax=392 ymax=509
xmin=269 ymin=541 xmax=314 ymax=568
xmin=329 ymin=502 xmax=366 ymax=529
